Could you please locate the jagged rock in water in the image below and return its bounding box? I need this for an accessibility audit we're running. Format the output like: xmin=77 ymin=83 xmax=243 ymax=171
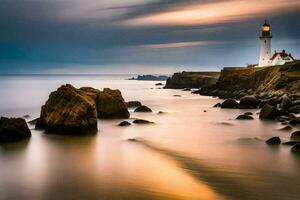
xmin=265 ymin=137 xmax=281 ymax=145
xmin=134 ymin=105 xmax=152 ymax=112
xmin=291 ymin=130 xmax=300 ymax=141
xmin=221 ymin=99 xmax=239 ymax=109
xmin=0 ymin=117 xmax=31 ymax=143
xmin=127 ymin=101 xmax=142 ymax=108
xmin=239 ymin=95 xmax=260 ymax=109
xmin=118 ymin=121 xmax=131 ymax=127
xmin=236 ymin=115 xmax=254 ymax=120
xmin=36 ymin=84 xmax=129 ymax=135
xmin=259 ymin=104 xmax=280 ymax=119
xmin=36 ymin=84 xmax=98 ymax=134
xmin=97 ymin=88 xmax=129 ymax=119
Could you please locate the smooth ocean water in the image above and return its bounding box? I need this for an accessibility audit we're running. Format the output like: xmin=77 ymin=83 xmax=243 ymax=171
xmin=0 ymin=75 xmax=300 ymax=200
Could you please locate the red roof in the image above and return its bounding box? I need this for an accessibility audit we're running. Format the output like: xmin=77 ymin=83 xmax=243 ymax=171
xmin=270 ymin=50 xmax=294 ymax=61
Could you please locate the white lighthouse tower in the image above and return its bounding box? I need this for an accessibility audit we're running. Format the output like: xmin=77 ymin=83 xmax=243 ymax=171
xmin=258 ymin=20 xmax=272 ymax=67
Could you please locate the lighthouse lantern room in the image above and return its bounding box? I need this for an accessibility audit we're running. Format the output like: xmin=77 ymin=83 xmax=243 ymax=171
xmin=258 ymin=20 xmax=272 ymax=67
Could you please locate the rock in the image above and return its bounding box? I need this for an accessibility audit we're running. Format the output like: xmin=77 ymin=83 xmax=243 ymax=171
xmin=173 ymin=95 xmax=181 ymax=97
xmin=203 ymin=110 xmax=207 ymax=112
xmin=239 ymin=95 xmax=260 ymax=109
xmin=134 ymin=105 xmax=152 ymax=112
xmin=182 ymin=88 xmax=191 ymax=91
xmin=259 ymin=104 xmax=280 ymax=119
xmin=36 ymin=84 xmax=98 ymax=134
xmin=97 ymin=88 xmax=129 ymax=119
xmin=244 ymin=112 xmax=253 ymax=115
xmin=291 ymin=144 xmax=300 ymax=154
xmin=267 ymin=97 xmax=280 ymax=107
xmin=155 ymin=83 xmax=163 ymax=86
xmin=221 ymin=99 xmax=239 ymax=109
xmin=280 ymin=95 xmax=292 ymax=109
xmin=266 ymin=137 xmax=281 ymax=145
xmin=213 ymin=103 xmax=221 ymax=108
xmin=282 ymin=141 xmax=300 ymax=146
xmin=128 ymin=138 xmax=137 ymax=142
xmin=0 ymin=117 xmax=31 ymax=143
xmin=118 ymin=121 xmax=131 ymax=127
xmin=158 ymin=111 xmax=164 ymax=114
xmin=291 ymin=130 xmax=300 ymax=141
xmin=236 ymin=115 xmax=254 ymax=120
xmin=132 ymin=119 xmax=154 ymax=124
xmin=279 ymin=125 xmax=293 ymax=131
xmin=288 ymin=105 xmax=300 ymax=114
xmin=127 ymin=101 xmax=142 ymax=108
xmin=289 ymin=118 xmax=300 ymax=126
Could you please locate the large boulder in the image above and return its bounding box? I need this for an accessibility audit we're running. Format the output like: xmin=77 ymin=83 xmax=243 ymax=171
xmin=36 ymin=84 xmax=98 ymax=134
xmin=97 ymin=88 xmax=129 ymax=119
xmin=0 ymin=117 xmax=31 ymax=143
xmin=221 ymin=99 xmax=239 ymax=109
xmin=259 ymin=104 xmax=280 ymax=119
xmin=239 ymin=95 xmax=260 ymax=109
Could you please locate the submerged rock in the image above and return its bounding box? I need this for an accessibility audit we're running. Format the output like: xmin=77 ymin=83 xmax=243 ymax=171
xmin=127 ymin=101 xmax=142 ymax=108
xmin=36 ymin=84 xmax=98 ymax=134
xmin=134 ymin=105 xmax=152 ymax=112
xmin=244 ymin=112 xmax=253 ymax=115
xmin=266 ymin=137 xmax=281 ymax=145
xmin=118 ymin=121 xmax=131 ymax=127
xmin=132 ymin=119 xmax=154 ymax=124
xmin=289 ymin=118 xmax=300 ymax=126
xmin=291 ymin=144 xmax=300 ymax=154
xmin=221 ymin=99 xmax=239 ymax=109
xmin=0 ymin=117 xmax=31 ymax=143
xmin=236 ymin=115 xmax=254 ymax=120
xmin=259 ymin=104 xmax=280 ymax=119
xmin=279 ymin=125 xmax=293 ymax=131
xmin=155 ymin=83 xmax=163 ymax=86
xmin=291 ymin=130 xmax=300 ymax=141
xmin=282 ymin=141 xmax=300 ymax=146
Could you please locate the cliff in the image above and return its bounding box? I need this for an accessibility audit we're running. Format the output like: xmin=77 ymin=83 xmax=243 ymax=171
xmin=164 ymin=71 xmax=220 ymax=89
xmin=199 ymin=61 xmax=300 ymax=99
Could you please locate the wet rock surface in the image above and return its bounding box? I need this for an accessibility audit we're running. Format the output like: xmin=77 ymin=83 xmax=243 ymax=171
xmin=36 ymin=84 xmax=129 ymax=134
xmin=0 ymin=117 xmax=31 ymax=143
xmin=134 ymin=105 xmax=152 ymax=112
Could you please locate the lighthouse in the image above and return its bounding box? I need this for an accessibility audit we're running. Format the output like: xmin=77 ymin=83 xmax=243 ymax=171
xmin=258 ymin=20 xmax=272 ymax=67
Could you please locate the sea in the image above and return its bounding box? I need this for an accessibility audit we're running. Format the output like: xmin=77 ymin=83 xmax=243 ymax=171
xmin=0 ymin=74 xmax=299 ymax=200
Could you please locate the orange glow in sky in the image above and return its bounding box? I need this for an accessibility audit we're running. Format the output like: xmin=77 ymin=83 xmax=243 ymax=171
xmin=124 ymin=0 xmax=300 ymax=26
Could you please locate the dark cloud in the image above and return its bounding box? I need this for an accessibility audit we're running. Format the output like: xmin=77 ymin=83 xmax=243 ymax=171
xmin=0 ymin=0 xmax=300 ymax=73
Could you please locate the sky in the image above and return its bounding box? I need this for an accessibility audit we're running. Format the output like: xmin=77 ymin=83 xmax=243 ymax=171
xmin=0 ymin=0 xmax=300 ymax=74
